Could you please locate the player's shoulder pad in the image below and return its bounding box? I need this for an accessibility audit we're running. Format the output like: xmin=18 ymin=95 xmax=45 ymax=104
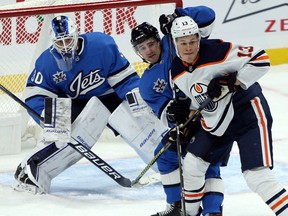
xmin=197 ymin=39 xmax=232 ymax=66
xmin=81 ymin=32 xmax=117 ymax=49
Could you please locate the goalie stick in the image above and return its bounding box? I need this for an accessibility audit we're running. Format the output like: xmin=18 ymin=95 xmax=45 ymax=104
xmin=131 ymin=96 xmax=212 ymax=186
xmin=0 ymin=83 xmax=132 ymax=188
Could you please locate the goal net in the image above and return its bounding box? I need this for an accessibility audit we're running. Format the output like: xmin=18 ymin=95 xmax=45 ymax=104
xmin=0 ymin=0 xmax=182 ymax=151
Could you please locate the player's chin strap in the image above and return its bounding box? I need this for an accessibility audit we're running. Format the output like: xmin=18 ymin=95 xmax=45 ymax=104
xmin=0 ymin=83 xmax=132 ymax=188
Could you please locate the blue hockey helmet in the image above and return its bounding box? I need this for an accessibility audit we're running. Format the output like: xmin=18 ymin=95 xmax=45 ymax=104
xmin=50 ymin=15 xmax=79 ymax=71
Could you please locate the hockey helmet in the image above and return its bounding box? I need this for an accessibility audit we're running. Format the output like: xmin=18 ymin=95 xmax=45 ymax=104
xmin=130 ymin=22 xmax=160 ymax=47
xmin=171 ymin=16 xmax=200 ymax=58
xmin=50 ymin=15 xmax=79 ymax=71
xmin=171 ymin=16 xmax=199 ymax=39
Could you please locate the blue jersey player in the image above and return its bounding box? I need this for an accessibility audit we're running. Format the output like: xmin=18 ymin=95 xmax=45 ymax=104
xmin=13 ymin=15 xmax=160 ymax=194
xmin=131 ymin=6 xmax=225 ymax=216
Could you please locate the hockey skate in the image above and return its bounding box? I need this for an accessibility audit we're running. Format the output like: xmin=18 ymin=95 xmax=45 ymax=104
xmin=152 ymin=202 xmax=205 ymax=216
xmin=13 ymin=164 xmax=43 ymax=194
xmin=151 ymin=201 xmax=182 ymax=216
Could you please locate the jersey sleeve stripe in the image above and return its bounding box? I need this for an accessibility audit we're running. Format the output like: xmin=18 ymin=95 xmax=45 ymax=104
xmin=250 ymin=50 xmax=266 ymax=61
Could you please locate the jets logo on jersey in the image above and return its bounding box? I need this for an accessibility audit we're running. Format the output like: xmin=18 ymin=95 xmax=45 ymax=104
xmin=69 ymin=69 xmax=105 ymax=98
xmin=190 ymin=83 xmax=216 ymax=112
xmin=53 ymin=71 xmax=67 ymax=83
xmin=153 ymin=78 xmax=167 ymax=93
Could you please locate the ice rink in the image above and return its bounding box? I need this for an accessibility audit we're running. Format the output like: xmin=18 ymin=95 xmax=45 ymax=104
xmin=0 ymin=64 xmax=287 ymax=216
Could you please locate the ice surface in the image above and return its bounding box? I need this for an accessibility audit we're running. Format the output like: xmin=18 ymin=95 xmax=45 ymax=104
xmin=0 ymin=65 xmax=288 ymax=216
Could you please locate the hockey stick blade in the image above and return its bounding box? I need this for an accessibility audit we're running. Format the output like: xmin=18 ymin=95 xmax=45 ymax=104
xmin=0 ymin=83 xmax=132 ymax=188
xmin=131 ymin=141 xmax=172 ymax=186
xmin=131 ymin=97 xmax=212 ymax=186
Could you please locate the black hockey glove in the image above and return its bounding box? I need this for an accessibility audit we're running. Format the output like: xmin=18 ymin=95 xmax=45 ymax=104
xmin=159 ymin=12 xmax=178 ymax=35
xmin=169 ymin=120 xmax=201 ymax=142
xmin=207 ymin=71 xmax=239 ymax=102
xmin=161 ymin=126 xmax=185 ymax=152
xmin=167 ymin=99 xmax=190 ymax=124
xmin=165 ymin=119 xmax=201 ymax=152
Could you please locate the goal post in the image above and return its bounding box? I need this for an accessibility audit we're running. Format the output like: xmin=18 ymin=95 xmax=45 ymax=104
xmin=0 ymin=0 xmax=182 ymax=154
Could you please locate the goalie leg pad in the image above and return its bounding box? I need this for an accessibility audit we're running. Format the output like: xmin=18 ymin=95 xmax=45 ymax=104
xmin=15 ymin=97 xmax=110 ymax=193
xmin=108 ymin=101 xmax=169 ymax=172
xmin=71 ymin=96 xmax=111 ymax=147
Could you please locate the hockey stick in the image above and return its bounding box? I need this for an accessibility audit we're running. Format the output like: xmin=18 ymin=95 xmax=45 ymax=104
xmin=166 ymin=29 xmax=188 ymax=214
xmin=131 ymin=96 xmax=212 ymax=186
xmin=0 ymin=83 xmax=132 ymax=188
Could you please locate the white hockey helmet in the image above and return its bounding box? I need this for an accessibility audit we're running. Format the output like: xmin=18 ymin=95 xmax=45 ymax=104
xmin=171 ymin=16 xmax=200 ymax=58
xmin=171 ymin=16 xmax=199 ymax=39
xmin=50 ymin=15 xmax=79 ymax=71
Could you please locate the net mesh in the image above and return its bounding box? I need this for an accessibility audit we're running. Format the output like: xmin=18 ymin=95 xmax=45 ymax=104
xmin=0 ymin=0 xmax=179 ymax=147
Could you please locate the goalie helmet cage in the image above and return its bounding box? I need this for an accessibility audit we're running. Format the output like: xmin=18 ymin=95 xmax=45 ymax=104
xmin=0 ymin=0 xmax=182 ymax=152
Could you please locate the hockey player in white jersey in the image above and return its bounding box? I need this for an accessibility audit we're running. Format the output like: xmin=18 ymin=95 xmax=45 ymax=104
xmin=131 ymin=6 xmax=226 ymax=216
xmin=169 ymin=16 xmax=288 ymax=216
xmin=14 ymin=15 xmax=167 ymax=194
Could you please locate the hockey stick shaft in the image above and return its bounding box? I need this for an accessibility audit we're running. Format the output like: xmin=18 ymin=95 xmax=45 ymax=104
xmin=0 ymin=84 xmax=44 ymax=122
xmin=131 ymin=141 xmax=172 ymax=186
xmin=175 ymin=96 xmax=211 ymax=215
xmin=131 ymin=97 xmax=212 ymax=186
xmin=166 ymin=32 xmax=186 ymax=203
xmin=181 ymin=96 xmax=212 ymax=128
xmin=0 ymin=83 xmax=132 ymax=188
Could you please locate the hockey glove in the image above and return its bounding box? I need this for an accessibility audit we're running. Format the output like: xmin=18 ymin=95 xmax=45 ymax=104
xmin=207 ymin=71 xmax=239 ymax=102
xmin=164 ymin=119 xmax=201 ymax=151
xmin=159 ymin=12 xmax=178 ymax=35
xmin=163 ymin=126 xmax=185 ymax=152
xmin=167 ymin=99 xmax=190 ymax=124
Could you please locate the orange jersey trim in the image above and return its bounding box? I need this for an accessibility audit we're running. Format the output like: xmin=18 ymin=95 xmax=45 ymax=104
xmin=252 ymin=97 xmax=270 ymax=166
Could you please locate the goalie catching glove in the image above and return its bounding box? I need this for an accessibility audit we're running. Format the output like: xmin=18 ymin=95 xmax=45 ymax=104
xmin=207 ymin=71 xmax=240 ymax=102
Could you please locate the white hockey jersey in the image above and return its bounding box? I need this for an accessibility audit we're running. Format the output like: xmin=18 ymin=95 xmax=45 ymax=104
xmin=170 ymin=39 xmax=270 ymax=136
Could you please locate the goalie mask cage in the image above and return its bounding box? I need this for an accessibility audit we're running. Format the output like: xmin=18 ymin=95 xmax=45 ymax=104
xmin=0 ymin=0 xmax=182 ymax=152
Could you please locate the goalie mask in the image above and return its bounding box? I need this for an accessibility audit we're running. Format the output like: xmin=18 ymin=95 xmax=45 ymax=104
xmin=130 ymin=22 xmax=160 ymax=63
xmin=171 ymin=16 xmax=200 ymax=59
xmin=50 ymin=15 xmax=79 ymax=71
